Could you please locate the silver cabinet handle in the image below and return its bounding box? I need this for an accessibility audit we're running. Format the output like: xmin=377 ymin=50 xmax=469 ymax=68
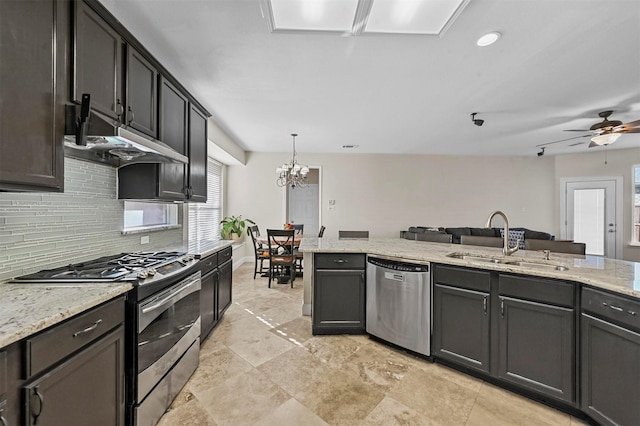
xmin=333 ymin=259 xmax=347 ymax=264
xmin=483 ymin=295 xmax=488 ymax=315
xmin=127 ymin=106 xmax=135 ymax=125
xmin=31 ymin=386 xmax=44 ymax=425
xmin=500 ymin=298 xmax=505 ymax=318
xmin=72 ymin=319 xmax=102 ymax=337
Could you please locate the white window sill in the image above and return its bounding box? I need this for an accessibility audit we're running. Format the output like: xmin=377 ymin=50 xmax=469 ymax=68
xmin=121 ymin=224 xmax=182 ymax=235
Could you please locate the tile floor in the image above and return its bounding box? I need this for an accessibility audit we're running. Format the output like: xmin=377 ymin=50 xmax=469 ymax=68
xmin=158 ymin=263 xmax=587 ymax=426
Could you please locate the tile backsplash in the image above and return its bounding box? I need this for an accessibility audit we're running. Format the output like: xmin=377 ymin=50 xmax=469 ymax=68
xmin=0 ymin=158 xmax=183 ymax=282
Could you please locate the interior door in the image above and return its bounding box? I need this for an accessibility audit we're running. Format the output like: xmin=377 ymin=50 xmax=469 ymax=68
xmin=562 ymin=178 xmax=621 ymax=258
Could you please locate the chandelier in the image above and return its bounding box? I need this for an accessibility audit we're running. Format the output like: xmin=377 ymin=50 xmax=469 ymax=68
xmin=276 ymin=133 xmax=309 ymax=188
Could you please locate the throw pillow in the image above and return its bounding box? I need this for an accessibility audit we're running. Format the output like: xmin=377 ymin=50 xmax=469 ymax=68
xmin=500 ymin=229 xmax=526 ymax=249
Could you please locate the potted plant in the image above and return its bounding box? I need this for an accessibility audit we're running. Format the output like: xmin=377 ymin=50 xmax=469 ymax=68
xmin=220 ymin=215 xmax=255 ymax=242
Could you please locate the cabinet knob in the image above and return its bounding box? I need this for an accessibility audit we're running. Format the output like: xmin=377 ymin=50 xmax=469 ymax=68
xmin=127 ymin=106 xmax=135 ymax=125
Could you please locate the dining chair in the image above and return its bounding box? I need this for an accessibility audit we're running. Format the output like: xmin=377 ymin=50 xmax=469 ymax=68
xmin=267 ymin=229 xmax=296 ymax=287
xmin=318 ymin=226 xmax=326 ymax=237
xmin=249 ymin=225 xmax=269 ymax=279
xmin=524 ymin=239 xmax=586 ymax=255
xmin=338 ymin=230 xmax=369 ymax=239
xmin=460 ymin=235 xmax=504 ymax=248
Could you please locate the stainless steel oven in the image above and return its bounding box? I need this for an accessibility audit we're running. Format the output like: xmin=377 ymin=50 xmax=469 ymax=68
xmin=135 ymin=271 xmax=200 ymax=425
xmin=13 ymin=250 xmax=202 ymax=426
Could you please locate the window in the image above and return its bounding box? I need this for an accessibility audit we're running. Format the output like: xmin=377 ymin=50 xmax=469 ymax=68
xmin=123 ymin=201 xmax=178 ymax=232
xmin=189 ymin=159 xmax=223 ymax=242
xmin=633 ymin=165 xmax=640 ymax=243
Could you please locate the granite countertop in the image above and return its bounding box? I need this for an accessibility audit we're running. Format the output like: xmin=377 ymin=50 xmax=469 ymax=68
xmin=299 ymin=237 xmax=640 ymax=299
xmin=0 ymin=282 xmax=132 ymax=348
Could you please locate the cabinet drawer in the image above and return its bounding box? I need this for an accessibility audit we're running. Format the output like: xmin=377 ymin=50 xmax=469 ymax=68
xmin=315 ymin=253 xmax=365 ymax=270
xmin=200 ymin=253 xmax=218 ymax=276
xmin=218 ymin=247 xmax=232 ymax=265
xmin=25 ymin=296 xmax=125 ymax=378
xmin=433 ymin=264 xmax=491 ymax=292
xmin=499 ymin=274 xmax=574 ymax=308
xmin=582 ymin=287 xmax=640 ymax=331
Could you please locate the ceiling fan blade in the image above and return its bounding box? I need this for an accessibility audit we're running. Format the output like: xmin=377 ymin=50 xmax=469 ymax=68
xmin=625 ymin=128 xmax=640 ymax=133
xmin=588 ymin=141 xmax=599 ymax=148
xmin=623 ymin=119 xmax=640 ymax=128
xmin=536 ymin=134 xmax=591 ymax=147
xmin=563 ymin=129 xmax=591 ymax=132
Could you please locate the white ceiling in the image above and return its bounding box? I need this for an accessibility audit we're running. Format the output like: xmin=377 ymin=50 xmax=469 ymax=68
xmin=99 ymin=0 xmax=640 ymax=157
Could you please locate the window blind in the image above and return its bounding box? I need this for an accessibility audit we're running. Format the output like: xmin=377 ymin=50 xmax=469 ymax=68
xmin=189 ymin=159 xmax=223 ymax=242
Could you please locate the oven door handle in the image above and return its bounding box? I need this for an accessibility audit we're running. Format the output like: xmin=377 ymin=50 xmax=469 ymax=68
xmin=142 ymin=278 xmax=199 ymax=315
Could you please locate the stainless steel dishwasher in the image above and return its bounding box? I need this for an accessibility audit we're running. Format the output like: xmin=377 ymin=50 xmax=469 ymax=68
xmin=366 ymin=255 xmax=431 ymax=356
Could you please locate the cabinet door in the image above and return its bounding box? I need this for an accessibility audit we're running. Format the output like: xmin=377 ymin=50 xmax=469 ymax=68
xmin=498 ymin=296 xmax=574 ymax=403
xmin=433 ymin=283 xmax=490 ymax=374
xmin=74 ymin=1 xmax=123 ymax=120
xmin=158 ymin=77 xmax=188 ymax=200
xmin=188 ymin=104 xmax=208 ymax=202
xmin=0 ymin=0 xmax=66 ymax=192
xmin=313 ymin=270 xmax=366 ymax=334
xmin=218 ymin=260 xmax=233 ymax=318
xmin=24 ymin=326 xmax=125 ymax=426
xmin=581 ymin=313 xmax=640 ymax=426
xmin=126 ymin=46 xmax=157 ymax=137
xmin=200 ymin=268 xmax=217 ymax=341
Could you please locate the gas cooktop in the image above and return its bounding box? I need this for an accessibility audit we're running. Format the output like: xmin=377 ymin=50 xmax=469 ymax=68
xmin=13 ymin=251 xmax=190 ymax=282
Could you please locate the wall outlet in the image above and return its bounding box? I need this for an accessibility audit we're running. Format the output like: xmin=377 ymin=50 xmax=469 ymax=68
xmin=140 ymin=236 xmax=150 ymax=244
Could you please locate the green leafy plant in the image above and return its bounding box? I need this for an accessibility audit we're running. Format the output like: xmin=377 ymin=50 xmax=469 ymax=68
xmin=220 ymin=215 xmax=255 ymax=239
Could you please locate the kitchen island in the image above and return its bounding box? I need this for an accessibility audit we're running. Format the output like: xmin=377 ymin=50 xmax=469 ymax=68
xmin=299 ymin=237 xmax=640 ymax=426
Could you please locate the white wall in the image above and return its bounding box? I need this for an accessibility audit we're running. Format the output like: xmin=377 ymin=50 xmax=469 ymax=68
xmin=554 ymin=147 xmax=640 ymax=262
xmin=226 ymin=152 xmax=557 ymax=257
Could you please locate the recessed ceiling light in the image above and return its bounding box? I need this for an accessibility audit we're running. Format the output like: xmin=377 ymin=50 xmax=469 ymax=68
xmin=342 ymin=145 xmax=359 ymax=149
xmin=476 ymin=31 xmax=501 ymax=47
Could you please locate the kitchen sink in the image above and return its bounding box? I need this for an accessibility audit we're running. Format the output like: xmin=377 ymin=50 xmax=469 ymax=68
xmin=446 ymin=252 xmax=569 ymax=271
xmin=446 ymin=252 xmax=510 ymax=264
xmin=503 ymin=260 xmax=570 ymax=271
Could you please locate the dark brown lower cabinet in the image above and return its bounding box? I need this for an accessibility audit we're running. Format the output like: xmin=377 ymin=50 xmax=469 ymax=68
xmin=23 ymin=325 xmax=125 ymax=425
xmin=200 ymin=247 xmax=233 ymax=342
xmin=498 ymin=296 xmax=574 ymax=403
xmin=313 ymin=253 xmax=366 ymax=335
xmin=433 ymin=283 xmax=491 ymax=373
xmin=218 ymin=259 xmax=233 ymax=318
xmin=581 ymin=313 xmax=640 ymax=426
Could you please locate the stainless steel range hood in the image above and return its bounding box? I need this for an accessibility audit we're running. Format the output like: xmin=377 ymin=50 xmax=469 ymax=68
xmin=64 ymin=97 xmax=188 ymax=167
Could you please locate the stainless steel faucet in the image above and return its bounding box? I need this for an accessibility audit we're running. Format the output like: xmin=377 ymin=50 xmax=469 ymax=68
xmin=485 ymin=210 xmax=519 ymax=256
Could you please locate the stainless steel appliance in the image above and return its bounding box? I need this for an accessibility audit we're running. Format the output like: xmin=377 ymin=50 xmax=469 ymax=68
xmin=14 ymin=251 xmax=201 ymax=426
xmin=366 ymin=255 xmax=431 ymax=356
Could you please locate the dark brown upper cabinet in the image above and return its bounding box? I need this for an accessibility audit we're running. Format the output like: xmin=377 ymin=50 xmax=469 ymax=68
xmin=188 ymin=105 xmax=208 ymax=202
xmin=0 ymin=0 xmax=67 ymax=192
xmin=73 ymin=0 xmax=123 ymax=121
xmin=126 ymin=46 xmax=158 ymax=137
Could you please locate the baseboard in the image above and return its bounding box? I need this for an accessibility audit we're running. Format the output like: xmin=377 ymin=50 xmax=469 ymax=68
xmin=302 ymin=303 xmax=311 ymax=316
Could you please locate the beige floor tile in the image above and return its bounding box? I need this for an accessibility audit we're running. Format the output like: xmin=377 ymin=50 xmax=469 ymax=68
xmin=269 ymin=316 xmax=314 ymax=346
xmin=228 ymin=326 xmax=297 ymax=367
xmin=253 ymin=398 xmax=329 ymax=426
xmin=257 ymin=346 xmax=334 ymax=396
xmin=295 ymin=366 xmax=385 ymax=425
xmin=186 ymin=346 xmax=254 ymax=395
xmin=361 ymin=396 xmax=442 ymax=426
xmin=466 ymin=382 xmax=572 ymax=426
xmin=341 ymin=340 xmax=417 ymax=393
xmin=194 ymin=369 xmax=290 ymax=425
xmin=157 ymin=395 xmax=218 ymax=426
xmin=304 ymin=334 xmax=368 ymax=369
xmin=389 ymin=365 xmax=479 ymax=425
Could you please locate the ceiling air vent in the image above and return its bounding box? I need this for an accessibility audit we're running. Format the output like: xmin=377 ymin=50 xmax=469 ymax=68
xmin=342 ymin=145 xmax=359 ymax=149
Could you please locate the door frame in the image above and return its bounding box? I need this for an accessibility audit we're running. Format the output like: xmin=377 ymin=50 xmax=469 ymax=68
xmin=281 ymin=165 xmax=322 ymax=233
xmin=559 ymin=176 xmax=623 ymax=259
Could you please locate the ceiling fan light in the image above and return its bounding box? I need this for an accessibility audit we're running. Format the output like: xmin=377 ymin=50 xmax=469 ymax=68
xmin=590 ymin=133 xmax=621 ymax=146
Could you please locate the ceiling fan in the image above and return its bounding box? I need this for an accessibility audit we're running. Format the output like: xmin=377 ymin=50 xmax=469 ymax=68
xmin=538 ymin=110 xmax=640 ymax=150
xmin=565 ymin=110 xmax=640 ymax=147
